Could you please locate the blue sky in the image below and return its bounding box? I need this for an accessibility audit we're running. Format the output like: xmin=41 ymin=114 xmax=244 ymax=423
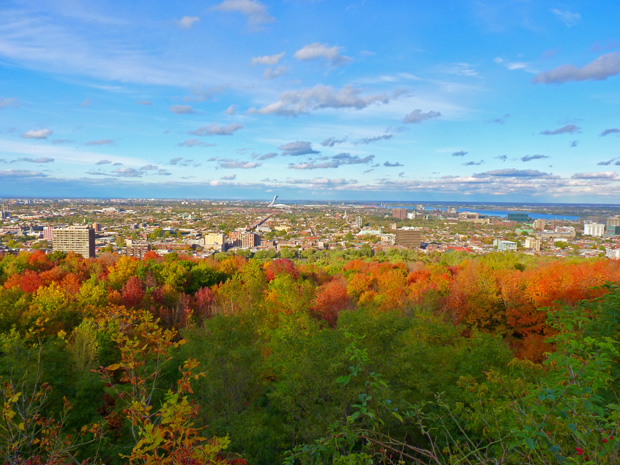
xmin=1 ymin=0 xmax=620 ymax=202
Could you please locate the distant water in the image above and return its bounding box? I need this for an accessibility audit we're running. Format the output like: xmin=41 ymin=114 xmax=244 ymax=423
xmin=386 ymin=206 xmax=579 ymax=221
xmin=454 ymin=208 xmax=579 ymax=221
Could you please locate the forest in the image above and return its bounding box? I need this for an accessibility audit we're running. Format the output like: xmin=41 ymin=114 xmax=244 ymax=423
xmin=1 ymin=249 xmax=619 ymax=464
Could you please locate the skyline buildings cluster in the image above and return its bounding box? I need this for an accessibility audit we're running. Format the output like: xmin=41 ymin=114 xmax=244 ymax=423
xmin=1 ymin=1 xmax=620 ymax=202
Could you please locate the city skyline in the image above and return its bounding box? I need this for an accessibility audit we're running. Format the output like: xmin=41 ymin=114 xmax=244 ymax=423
xmin=1 ymin=1 xmax=620 ymax=202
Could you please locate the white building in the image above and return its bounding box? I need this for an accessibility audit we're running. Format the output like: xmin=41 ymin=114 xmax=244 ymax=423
xmin=496 ymin=240 xmax=517 ymax=251
xmin=524 ymin=237 xmax=541 ymax=251
xmin=606 ymin=248 xmax=620 ymax=260
xmin=204 ymin=233 xmax=225 ymax=251
xmin=584 ymin=223 xmax=605 ymax=237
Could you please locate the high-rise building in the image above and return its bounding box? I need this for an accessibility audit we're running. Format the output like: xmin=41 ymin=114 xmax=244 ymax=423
xmin=394 ymin=229 xmax=421 ymax=248
xmin=549 ymin=220 xmax=565 ymax=230
xmin=43 ymin=226 xmax=54 ymax=241
xmin=392 ymin=208 xmax=407 ymax=220
xmin=356 ymin=216 xmax=363 ymax=228
xmin=532 ymin=219 xmax=545 ymax=231
xmin=607 ymin=217 xmax=620 ymax=227
xmin=524 ymin=237 xmax=541 ymax=251
xmin=52 ymin=226 xmax=95 ymax=258
xmin=584 ymin=223 xmax=605 ymax=237
xmin=240 ymin=232 xmax=259 ymax=249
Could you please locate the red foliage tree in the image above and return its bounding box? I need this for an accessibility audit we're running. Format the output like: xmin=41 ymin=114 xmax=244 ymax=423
xmin=60 ymin=272 xmax=82 ymax=296
xmin=264 ymin=259 xmax=298 ymax=282
xmin=311 ymin=277 xmax=349 ymax=327
xmin=143 ymin=250 xmax=161 ymax=261
xmin=121 ymin=276 xmax=145 ymax=308
xmin=38 ymin=266 xmax=68 ymax=286
xmin=3 ymin=270 xmax=44 ymax=293
xmin=27 ymin=250 xmax=53 ymax=271
xmin=194 ymin=286 xmax=215 ymax=320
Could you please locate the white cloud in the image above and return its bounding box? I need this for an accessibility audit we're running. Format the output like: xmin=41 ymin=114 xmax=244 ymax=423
xmin=184 ymin=85 xmax=228 ymax=102
xmin=211 ymin=0 xmax=274 ymax=27
xmin=443 ymin=62 xmax=479 ymax=77
xmin=279 ymin=141 xmax=319 ymax=156
xmin=178 ymin=139 xmax=216 ymax=147
xmin=249 ymin=84 xmax=390 ymax=116
xmin=571 ymin=171 xmax=619 ymax=180
xmin=286 ymin=177 xmax=356 ymax=188
xmin=170 ymin=105 xmax=195 ymax=114
xmin=15 ymin=157 xmax=54 ymax=163
xmin=403 ymin=109 xmax=441 ymax=124
xmin=85 ymin=139 xmax=114 ymax=145
xmin=355 ymin=134 xmax=393 ymax=145
xmin=475 ymin=169 xmax=551 ymax=178
xmin=189 ymin=123 xmax=243 ymax=136
xmin=533 ymin=52 xmax=620 ymax=84
xmin=507 ymin=62 xmax=527 ymax=70
xmin=0 ymin=138 xmax=142 ymax=166
xmin=178 ymin=16 xmax=200 ymax=29
xmin=0 ymin=169 xmax=45 ymax=178
xmin=225 ymin=105 xmax=236 ymax=115
xmin=218 ymin=160 xmax=260 ymax=169
xmin=521 ymin=154 xmax=549 ymax=162
xmin=21 ymin=129 xmax=53 ymax=139
xmin=289 ymin=161 xmax=338 ymax=170
xmin=113 ymin=167 xmax=143 ymax=177
xmin=294 ymin=42 xmax=351 ymax=66
xmin=540 ymin=124 xmax=580 ymax=135
xmin=289 ymin=153 xmax=374 ymax=170
xmin=321 ymin=137 xmax=347 ymax=147
xmin=0 ymin=97 xmax=19 ymax=109
xmin=0 ymin=9 xmax=237 ymax=88
xmin=256 ymin=152 xmax=277 ymax=160
xmin=251 ymin=52 xmax=285 ymax=65
xmin=550 ymin=9 xmax=581 ymax=27
xmin=264 ymin=66 xmax=286 ymax=79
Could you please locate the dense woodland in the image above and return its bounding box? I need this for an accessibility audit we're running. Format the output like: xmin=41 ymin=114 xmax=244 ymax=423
xmin=1 ymin=249 xmax=619 ymax=464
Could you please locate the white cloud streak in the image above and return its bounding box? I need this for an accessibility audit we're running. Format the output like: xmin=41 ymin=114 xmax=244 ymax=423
xmin=533 ymin=52 xmax=620 ymax=84
xmin=294 ymin=42 xmax=351 ymax=66
xmin=189 ymin=123 xmax=243 ymax=136
xmin=178 ymin=16 xmax=200 ymax=29
xmin=251 ymin=52 xmax=285 ymax=65
xmin=403 ymin=109 xmax=441 ymax=124
xmin=211 ymin=0 xmax=274 ymax=27
xmin=248 ymin=84 xmax=390 ymax=116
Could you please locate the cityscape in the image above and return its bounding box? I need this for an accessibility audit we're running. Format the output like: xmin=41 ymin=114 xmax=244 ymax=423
xmin=3 ymin=198 xmax=620 ymax=260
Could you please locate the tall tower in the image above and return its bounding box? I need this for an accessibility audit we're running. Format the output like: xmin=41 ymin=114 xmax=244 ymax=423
xmin=52 ymin=226 xmax=96 ymax=258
